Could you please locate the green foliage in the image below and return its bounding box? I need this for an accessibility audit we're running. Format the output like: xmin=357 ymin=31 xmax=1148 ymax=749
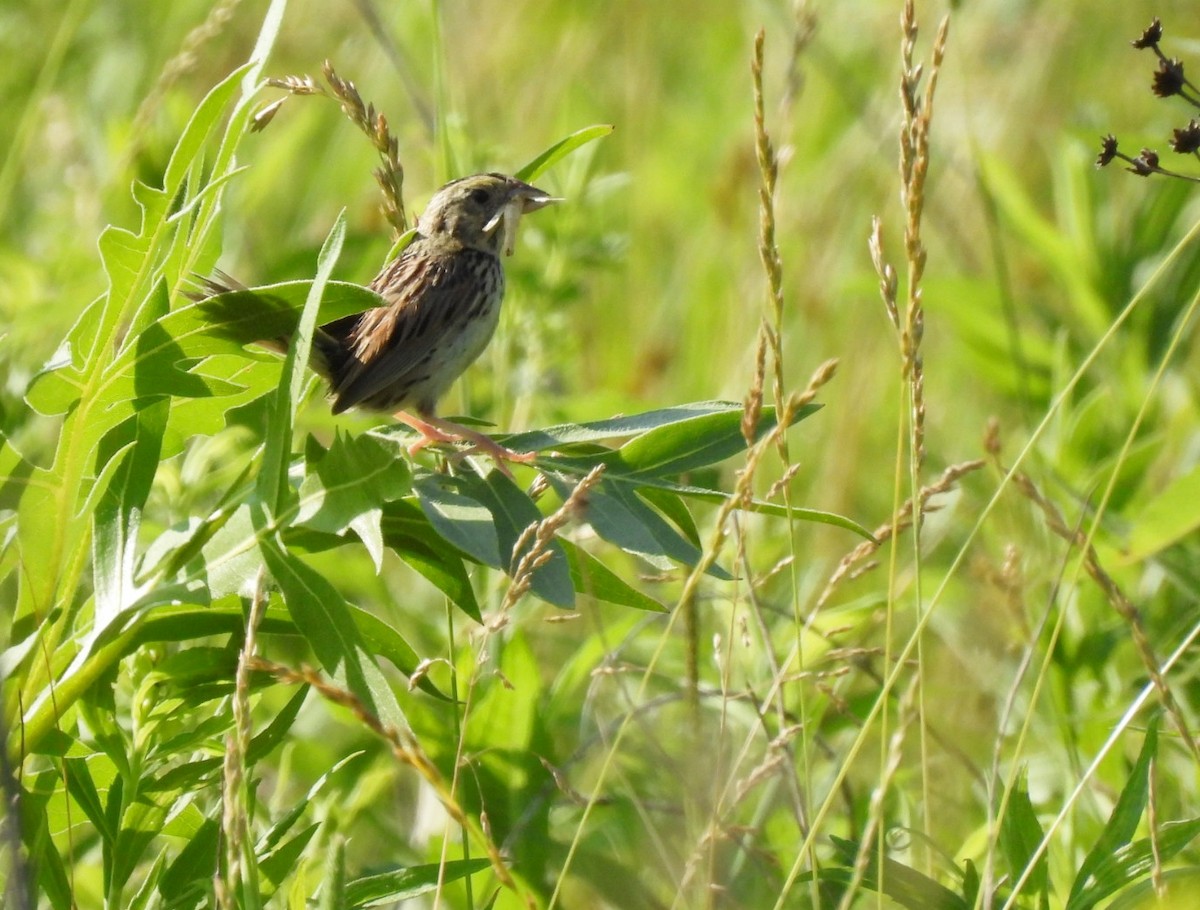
xmin=4 ymin=0 xmax=1200 ymax=908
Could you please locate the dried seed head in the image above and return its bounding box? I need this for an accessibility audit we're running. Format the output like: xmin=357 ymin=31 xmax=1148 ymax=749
xmin=1132 ymin=18 xmax=1163 ymax=50
xmin=1152 ymin=58 xmax=1186 ymax=98
xmin=1095 ymin=134 xmax=1119 ymax=167
xmin=1170 ymin=120 xmax=1200 ymax=154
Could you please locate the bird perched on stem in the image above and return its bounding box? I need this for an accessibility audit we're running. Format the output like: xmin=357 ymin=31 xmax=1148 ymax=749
xmin=200 ymin=172 xmax=558 ymax=463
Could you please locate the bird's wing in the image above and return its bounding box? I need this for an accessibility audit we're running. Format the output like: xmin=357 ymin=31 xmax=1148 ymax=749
xmin=329 ymin=245 xmax=484 ymax=413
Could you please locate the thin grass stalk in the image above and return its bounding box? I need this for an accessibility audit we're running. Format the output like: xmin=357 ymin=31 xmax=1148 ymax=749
xmin=448 ymin=466 xmax=604 ymax=909
xmin=219 ymin=568 xmax=267 ymax=910
xmin=750 ymin=30 xmax=825 ymax=903
xmin=124 ymin=0 xmax=245 ymax=169
xmin=248 ymin=658 xmax=526 ymax=898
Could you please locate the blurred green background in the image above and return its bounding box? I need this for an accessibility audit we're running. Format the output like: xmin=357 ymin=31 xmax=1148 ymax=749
xmin=5 ymin=0 xmax=1200 ymax=907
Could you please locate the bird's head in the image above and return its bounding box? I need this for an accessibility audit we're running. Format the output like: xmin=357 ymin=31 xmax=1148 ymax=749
xmin=418 ymin=172 xmax=559 ymax=256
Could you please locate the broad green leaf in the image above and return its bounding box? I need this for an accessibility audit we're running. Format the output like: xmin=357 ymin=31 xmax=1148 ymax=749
xmin=501 ymin=400 xmax=757 ymax=451
xmin=561 ymin=540 xmax=667 ymax=612
xmin=547 ymin=474 xmax=667 ymax=572
xmin=344 ymin=859 xmax=491 ymax=907
xmin=563 ymin=475 xmax=730 ymax=579
xmin=462 ymin=469 xmax=574 ymax=608
xmin=258 ymin=530 xmax=407 ymax=734
xmin=297 ymin=432 xmax=412 ymax=572
xmin=93 ymin=399 xmax=168 ymax=626
xmin=21 ymin=775 xmax=74 ymax=910
xmin=158 ymin=816 xmax=220 ymax=902
xmin=1126 ymin=465 xmax=1200 ymax=560
xmin=412 ymin=474 xmax=503 ymax=568
xmin=380 ymin=500 xmax=482 ymax=621
xmin=638 ymin=485 xmax=701 ymax=546
xmin=516 ymin=123 xmax=614 ymax=182
xmin=202 ymin=504 xmax=266 ymax=600
xmin=195 ymin=280 xmax=383 ymax=349
xmin=63 ymin=756 xmax=115 ymax=844
xmin=617 ymin=403 xmax=819 ymax=476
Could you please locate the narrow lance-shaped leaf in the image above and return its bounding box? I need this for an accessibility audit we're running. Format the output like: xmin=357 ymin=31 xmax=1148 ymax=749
xmin=257 ymin=210 xmax=346 ymax=515
xmin=256 ymin=525 xmax=407 ymax=736
xmin=1068 ymin=718 xmax=1159 ymax=908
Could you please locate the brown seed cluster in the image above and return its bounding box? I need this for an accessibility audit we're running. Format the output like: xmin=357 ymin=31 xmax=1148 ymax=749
xmin=1096 ymin=19 xmax=1200 ymax=183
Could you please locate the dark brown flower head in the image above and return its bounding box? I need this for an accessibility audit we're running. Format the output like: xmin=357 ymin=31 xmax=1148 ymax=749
xmin=1170 ymin=120 xmax=1200 ymax=154
xmin=1152 ymin=58 xmax=1186 ymax=98
xmin=1132 ymin=18 xmax=1163 ymax=50
xmin=1096 ymin=134 xmax=1119 ymax=167
xmin=1128 ymin=149 xmax=1159 ymax=176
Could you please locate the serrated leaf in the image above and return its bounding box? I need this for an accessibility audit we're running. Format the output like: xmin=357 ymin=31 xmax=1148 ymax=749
xmin=297 ymin=432 xmax=412 ymax=572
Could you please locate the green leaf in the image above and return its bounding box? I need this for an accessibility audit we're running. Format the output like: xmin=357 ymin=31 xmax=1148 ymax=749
xmin=515 ymin=124 xmax=614 ymax=182
xmin=21 ymin=774 xmax=74 ymax=910
xmin=822 ymin=836 xmax=968 ymax=910
xmin=1127 ymin=464 xmax=1200 ymax=560
xmin=258 ymin=530 xmax=407 ymax=734
xmin=1069 ymin=819 xmax=1200 ymax=910
xmin=297 ymin=432 xmax=412 ymax=572
xmin=999 ymin=772 xmax=1048 ymax=901
xmin=344 ymin=859 xmax=491 ymax=907
xmin=380 ymin=500 xmax=482 ymax=621
xmin=63 ymin=756 xmax=116 ymax=844
xmin=1068 ymin=719 xmax=1159 ymax=908
xmin=93 ymin=399 xmax=168 ymax=626
xmin=258 ymin=211 xmax=347 ymax=515
xmin=317 ymin=835 xmax=347 ymax=910
xmin=412 ymin=474 xmax=503 ymax=567
xmin=462 ymin=470 xmax=575 ymax=608
xmin=260 ymin=823 xmax=320 ymax=894
xmin=501 ymin=400 xmax=758 ymax=451
xmin=195 ymin=280 xmax=383 ymax=349
xmin=561 ymin=540 xmax=667 ymax=612
xmin=617 ymin=403 xmax=819 ymax=475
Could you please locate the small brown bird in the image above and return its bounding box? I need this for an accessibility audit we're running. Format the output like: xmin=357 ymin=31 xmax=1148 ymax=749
xmin=206 ymin=173 xmax=557 ymax=462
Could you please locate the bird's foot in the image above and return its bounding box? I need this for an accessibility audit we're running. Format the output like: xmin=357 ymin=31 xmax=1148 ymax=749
xmin=393 ymin=412 xmax=535 ymax=474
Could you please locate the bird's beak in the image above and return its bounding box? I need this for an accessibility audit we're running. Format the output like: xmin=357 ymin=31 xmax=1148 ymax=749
xmin=486 ymin=180 xmax=563 ymax=256
xmin=513 ymin=181 xmax=562 ymax=213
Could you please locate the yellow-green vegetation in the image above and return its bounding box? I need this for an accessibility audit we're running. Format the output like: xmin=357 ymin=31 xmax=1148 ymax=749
xmin=3 ymin=1 xmax=1200 ymax=908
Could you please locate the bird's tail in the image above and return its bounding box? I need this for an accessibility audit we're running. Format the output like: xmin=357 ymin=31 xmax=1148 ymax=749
xmin=189 ymin=271 xmax=341 ymax=381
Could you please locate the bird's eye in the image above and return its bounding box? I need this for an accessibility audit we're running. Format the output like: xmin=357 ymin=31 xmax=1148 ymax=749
xmin=469 ymin=188 xmax=490 ymax=204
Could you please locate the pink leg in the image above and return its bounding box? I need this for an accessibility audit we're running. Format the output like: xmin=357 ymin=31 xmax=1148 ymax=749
xmin=392 ymin=411 xmax=536 ymax=466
